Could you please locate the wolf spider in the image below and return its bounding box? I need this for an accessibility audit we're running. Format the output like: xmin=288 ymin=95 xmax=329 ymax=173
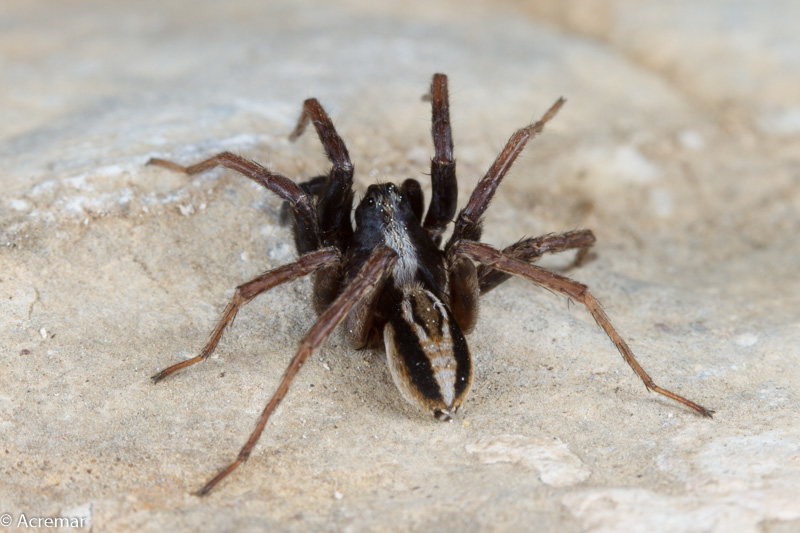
xmin=148 ymin=73 xmax=712 ymax=495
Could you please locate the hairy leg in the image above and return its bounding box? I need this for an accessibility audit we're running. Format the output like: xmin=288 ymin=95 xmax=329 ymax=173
xmin=289 ymin=98 xmax=355 ymax=248
xmin=279 ymin=175 xmax=328 ymax=226
xmin=196 ymin=246 xmax=397 ymax=495
xmin=151 ymin=247 xmax=341 ymax=382
xmin=446 ymin=98 xmax=565 ymax=249
xmin=148 ymin=152 xmax=321 ymax=253
xmin=424 ymin=73 xmax=458 ymax=246
xmin=454 ymin=240 xmax=713 ymax=418
xmin=479 ymin=229 xmax=596 ymax=294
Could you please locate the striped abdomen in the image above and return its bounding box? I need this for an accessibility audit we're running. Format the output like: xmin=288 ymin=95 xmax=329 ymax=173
xmin=383 ymin=285 xmax=472 ymax=420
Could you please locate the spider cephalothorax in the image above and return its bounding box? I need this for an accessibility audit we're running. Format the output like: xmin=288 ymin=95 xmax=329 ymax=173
xmin=148 ymin=73 xmax=712 ymax=495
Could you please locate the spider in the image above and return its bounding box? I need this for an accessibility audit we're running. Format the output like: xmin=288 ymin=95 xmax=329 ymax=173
xmin=147 ymin=73 xmax=712 ymax=495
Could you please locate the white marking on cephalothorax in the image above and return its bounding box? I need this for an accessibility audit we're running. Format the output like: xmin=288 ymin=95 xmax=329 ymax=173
xmin=384 ymin=220 xmax=418 ymax=287
xmin=400 ymin=288 xmax=456 ymax=407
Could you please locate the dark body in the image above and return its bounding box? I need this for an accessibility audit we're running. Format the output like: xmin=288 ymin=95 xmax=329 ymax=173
xmin=339 ymin=182 xmax=472 ymax=420
xmin=148 ymin=74 xmax=712 ymax=495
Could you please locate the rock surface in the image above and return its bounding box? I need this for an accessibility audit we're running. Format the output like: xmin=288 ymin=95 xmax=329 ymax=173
xmin=1 ymin=1 xmax=799 ymax=531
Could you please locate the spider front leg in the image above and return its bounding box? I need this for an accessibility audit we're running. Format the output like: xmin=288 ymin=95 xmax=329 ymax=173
xmin=147 ymin=151 xmax=321 ymax=253
xmin=151 ymin=248 xmax=342 ymax=382
xmin=196 ymin=246 xmax=397 ymax=495
xmin=454 ymin=240 xmax=713 ymax=418
xmin=423 ymin=73 xmax=458 ymax=246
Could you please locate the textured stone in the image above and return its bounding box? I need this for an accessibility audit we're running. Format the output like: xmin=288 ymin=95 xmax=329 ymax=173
xmin=2 ymin=0 xmax=799 ymax=531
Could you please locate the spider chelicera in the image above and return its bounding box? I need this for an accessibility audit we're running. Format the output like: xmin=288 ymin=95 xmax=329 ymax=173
xmin=148 ymin=73 xmax=712 ymax=495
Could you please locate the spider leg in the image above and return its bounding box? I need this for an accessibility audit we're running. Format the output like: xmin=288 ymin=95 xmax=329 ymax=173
xmin=423 ymin=73 xmax=458 ymax=246
xmin=196 ymin=246 xmax=398 ymax=495
xmin=279 ymin=175 xmax=328 ymax=226
xmin=448 ymin=229 xmax=596 ymax=338
xmin=448 ymin=255 xmax=480 ymax=334
xmin=446 ymin=98 xmax=565 ymax=250
xmin=479 ymin=229 xmax=596 ymax=294
xmin=401 ymin=178 xmax=425 ymax=223
xmin=289 ymin=98 xmax=355 ymax=248
xmin=453 ymin=240 xmax=713 ymax=418
xmin=148 ymin=152 xmax=321 ymax=254
xmin=151 ymin=248 xmax=341 ymax=383
xmin=289 ymin=98 xmax=353 ymax=175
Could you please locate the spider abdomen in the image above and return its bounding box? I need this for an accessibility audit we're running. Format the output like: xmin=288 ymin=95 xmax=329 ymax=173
xmin=383 ymin=285 xmax=472 ymax=420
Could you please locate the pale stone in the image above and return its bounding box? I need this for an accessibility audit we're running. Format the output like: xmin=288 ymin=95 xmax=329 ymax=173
xmin=2 ymin=1 xmax=798 ymax=531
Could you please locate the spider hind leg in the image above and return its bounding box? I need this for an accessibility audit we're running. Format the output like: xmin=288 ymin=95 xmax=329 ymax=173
xmin=454 ymin=240 xmax=713 ymax=418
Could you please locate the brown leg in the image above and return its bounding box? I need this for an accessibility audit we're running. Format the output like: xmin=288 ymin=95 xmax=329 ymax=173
xmin=148 ymin=151 xmax=321 ymax=253
xmin=479 ymin=229 xmax=596 ymax=294
xmin=454 ymin=240 xmax=713 ymax=418
xmin=197 ymin=246 xmax=398 ymax=495
xmin=446 ymin=98 xmax=565 ymax=249
xmin=288 ymin=98 xmax=355 ymax=249
xmin=424 ymin=73 xmax=458 ymax=246
xmin=151 ymin=248 xmax=341 ymax=383
xmin=342 ymin=268 xmax=391 ymax=349
xmin=448 ymin=256 xmax=480 ymax=334
xmin=289 ymin=98 xmax=353 ymax=176
xmin=278 ymin=175 xmax=328 ymax=226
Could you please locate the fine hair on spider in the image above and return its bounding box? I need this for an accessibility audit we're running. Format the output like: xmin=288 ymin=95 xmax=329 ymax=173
xmin=147 ymin=73 xmax=713 ymax=495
